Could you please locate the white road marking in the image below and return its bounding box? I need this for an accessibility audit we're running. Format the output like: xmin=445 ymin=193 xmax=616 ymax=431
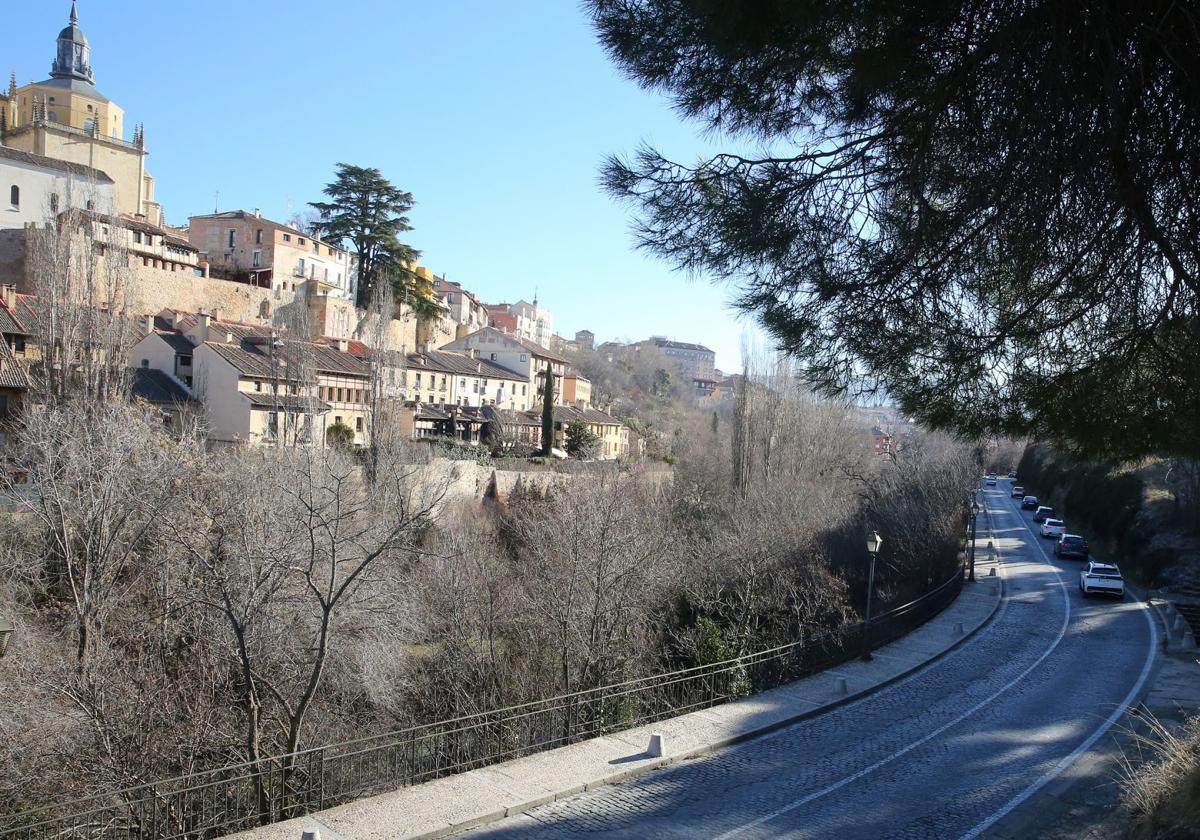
xmin=713 ymin=490 xmax=1072 ymax=840
xmin=956 ymin=490 xmax=1160 ymax=839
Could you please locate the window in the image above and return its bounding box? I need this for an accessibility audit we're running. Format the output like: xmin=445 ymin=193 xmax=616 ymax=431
xmin=254 ymin=381 xmax=262 ymax=392
xmin=48 ymin=96 xmax=56 ymax=104
xmin=133 ymin=231 xmax=142 ymax=244
xmin=140 ymin=359 xmax=149 ymax=368
xmin=334 ymin=416 xmax=343 ymax=427
xmin=520 ymin=354 xmax=528 ymax=363
xmin=252 ymin=250 xmax=261 ymax=267
xmin=283 ymin=233 xmax=291 ymax=242
xmin=298 ymin=237 xmax=306 ymax=246
xmin=522 ymin=385 xmax=527 ymax=396
xmin=313 ymin=242 xmax=319 ymax=254
xmin=490 ymin=352 xmax=497 ymax=361
xmin=177 ymin=354 xmax=192 ymax=367
xmin=227 ymin=229 xmax=236 ymax=249
xmin=12 ymin=336 xmax=25 ymax=355
xmin=49 ymin=193 xmax=59 ymax=214
xmin=355 ymin=417 xmax=363 ymax=432
xmin=86 ymin=200 xmax=94 ymax=211
xmin=255 ymin=229 xmax=263 ymax=244
xmin=86 ymin=104 xmax=93 ymax=112
xmin=9 ymin=185 xmax=18 ymax=208
xmin=327 ymin=247 xmax=334 ymax=256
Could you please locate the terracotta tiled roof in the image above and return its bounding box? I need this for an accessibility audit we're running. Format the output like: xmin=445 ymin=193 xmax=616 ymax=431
xmin=0 ymin=340 xmax=31 ymax=390
xmin=205 ymin=337 xmax=370 ymax=381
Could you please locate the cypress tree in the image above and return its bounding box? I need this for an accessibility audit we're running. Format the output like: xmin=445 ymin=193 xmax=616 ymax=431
xmin=540 ymin=364 xmax=555 ymax=456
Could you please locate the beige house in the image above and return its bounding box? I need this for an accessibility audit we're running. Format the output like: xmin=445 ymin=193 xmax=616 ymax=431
xmin=188 ymin=210 xmax=355 ymax=300
xmin=402 ymin=348 xmax=530 ymax=409
xmin=132 ymin=314 xmax=373 ymax=448
xmin=441 ymin=327 xmax=569 ymax=407
xmin=482 ymin=404 xmax=629 ymax=460
xmin=431 ymin=277 xmax=488 ymax=338
xmin=1 ymin=4 xmax=161 ymax=224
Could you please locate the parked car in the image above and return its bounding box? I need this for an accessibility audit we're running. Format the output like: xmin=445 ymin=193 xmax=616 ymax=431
xmin=1011 ymin=485 xmax=1025 ymax=498
xmin=1008 ymin=470 xmax=1017 ymax=478
xmin=1055 ymin=535 xmax=1090 ymax=560
xmin=1040 ymin=518 xmax=1066 ymax=539
xmin=1033 ymin=505 xmax=1055 ymax=523
xmin=1021 ymin=495 xmax=1040 ymax=510
xmin=986 ymin=475 xmax=997 ymax=486
xmin=1080 ymin=561 xmax=1124 ymax=597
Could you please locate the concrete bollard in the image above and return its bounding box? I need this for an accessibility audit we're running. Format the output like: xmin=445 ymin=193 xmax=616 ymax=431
xmin=647 ymin=732 xmax=665 ymax=758
xmin=836 ymin=676 xmax=848 ymax=695
xmin=989 ymin=567 xmax=997 ymax=577
xmin=954 ymin=622 xmax=964 ymax=636
xmin=301 ymin=831 xmax=321 ymax=840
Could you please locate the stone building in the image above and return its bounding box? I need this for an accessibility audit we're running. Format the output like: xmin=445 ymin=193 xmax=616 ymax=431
xmin=1 ymin=3 xmax=162 ymax=224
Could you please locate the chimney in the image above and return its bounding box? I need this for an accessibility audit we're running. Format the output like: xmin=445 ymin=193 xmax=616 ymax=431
xmin=334 ymin=338 xmax=349 ymax=353
xmin=1 ymin=284 xmax=16 ymax=310
xmin=196 ymin=312 xmax=212 ymax=340
xmin=253 ymin=208 xmax=261 ymax=218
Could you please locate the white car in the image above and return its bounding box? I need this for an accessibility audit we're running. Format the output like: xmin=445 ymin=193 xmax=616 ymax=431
xmin=1079 ymin=562 xmax=1125 ymax=598
xmin=1040 ymin=518 xmax=1066 ymax=539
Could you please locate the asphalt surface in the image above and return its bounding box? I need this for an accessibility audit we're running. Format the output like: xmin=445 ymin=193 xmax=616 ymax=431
xmin=460 ymin=480 xmax=1158 ymax=839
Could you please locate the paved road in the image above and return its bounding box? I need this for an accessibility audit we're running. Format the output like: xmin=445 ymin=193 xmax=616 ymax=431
xmin=462 ymin=481 xmax=1158 ymax=839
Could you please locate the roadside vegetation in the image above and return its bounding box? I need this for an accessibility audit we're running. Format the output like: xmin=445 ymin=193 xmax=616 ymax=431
xmin=1018 ymin=445 xmax=1200 ymax=589
xmin=1120 ymin=713 xmax=1200 ymax=839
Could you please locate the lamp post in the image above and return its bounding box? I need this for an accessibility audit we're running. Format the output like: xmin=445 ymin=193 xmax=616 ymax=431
xmin=0 ymin=617 xmax=13 ymax=659
xmin=862 ymin=531 xmax=883 ymax=661
xmin=969 ymin=500 xmax=981 ymax=582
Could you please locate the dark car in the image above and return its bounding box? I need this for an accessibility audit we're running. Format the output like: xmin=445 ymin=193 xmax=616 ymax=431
xmin=1055 ymin=534 xmax=1090 ymax=560
xmin=1021 ymin=495 xmax=1039 ymax=510
xmin=1033 ymin=505 xmax=1055 ymax=523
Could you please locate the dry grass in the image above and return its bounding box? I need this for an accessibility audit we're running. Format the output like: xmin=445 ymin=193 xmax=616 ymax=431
xmin=1119 ymin=712 xmax=1200 ymax=839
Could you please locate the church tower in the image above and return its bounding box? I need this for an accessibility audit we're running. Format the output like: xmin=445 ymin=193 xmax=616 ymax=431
xmin=1 ymin=3 xmax=162 ymax=225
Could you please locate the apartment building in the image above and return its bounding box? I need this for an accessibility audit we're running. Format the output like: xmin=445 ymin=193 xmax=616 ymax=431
xmin=485 ymin=299 xmax=554 ymax=348
xmin=401 ymin=348 xmax=530 ymax=410
xmin=188 ymin=210 xmax=355 ymax=300
xmin=441 ymin=326 xmax=568 ymax=407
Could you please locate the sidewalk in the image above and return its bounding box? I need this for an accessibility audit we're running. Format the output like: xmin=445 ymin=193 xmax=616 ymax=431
xmin=230 ymin=557 xmax=1004 ymax=840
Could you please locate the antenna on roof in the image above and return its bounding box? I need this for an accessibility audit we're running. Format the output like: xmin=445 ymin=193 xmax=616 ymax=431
xmin=213 ymin=191 xmax=219 ymax=213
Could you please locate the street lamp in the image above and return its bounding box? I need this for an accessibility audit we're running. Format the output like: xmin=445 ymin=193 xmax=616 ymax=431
xmin=0 ymin=617 xmax=13 ymax=658
xmin=969 ymin=500 xmax=981 ymax=582
xmin=862 ymin=531 xmax=883 ymax=661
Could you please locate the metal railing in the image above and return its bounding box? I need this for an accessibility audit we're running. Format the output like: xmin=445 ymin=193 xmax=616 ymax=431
xmin=0 ymin=569 xmax=963 ymax=840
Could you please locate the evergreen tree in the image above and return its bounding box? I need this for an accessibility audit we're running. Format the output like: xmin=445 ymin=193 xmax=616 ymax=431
xmin=310 ymin=164 xmax=422 ymax=310
xmin=540 ymin=365 xmax=555 ymax=456
xmin=565 ymin=420 xmax=602 ymax=459
xmin=587 ymin=0 xmax=1200 ymax=460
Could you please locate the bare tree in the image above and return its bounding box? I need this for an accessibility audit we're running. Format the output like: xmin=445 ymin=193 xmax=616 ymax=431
xmin=172 ymin=443 xmax=443 ymax=822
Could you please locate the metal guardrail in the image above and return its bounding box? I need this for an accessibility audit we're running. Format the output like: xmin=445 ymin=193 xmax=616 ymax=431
xmin=0 ymin=569 xmax=964 ymax=839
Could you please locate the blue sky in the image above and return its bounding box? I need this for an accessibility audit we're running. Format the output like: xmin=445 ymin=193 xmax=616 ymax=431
xmin=6 ymin=1 xmax=761 ymax=373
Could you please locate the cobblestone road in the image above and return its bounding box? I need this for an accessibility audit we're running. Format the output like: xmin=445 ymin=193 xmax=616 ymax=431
xmin=461 ymin=482 xmax=1157 ymax=839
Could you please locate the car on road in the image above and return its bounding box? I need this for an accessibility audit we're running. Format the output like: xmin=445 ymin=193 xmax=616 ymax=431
xmin=1055 ymin=534 xmax=1090 ymax=560
xmin=1041 ymin=518 xmax=1066 ymax=539
xmin=1011 ymin=485 xmax=1025 ymax=498
xmin=1008 ymin=470 xmax=1017 ymax=478
xmin=1080 ymin=561 xmax=1124 ymax=597
xmin=1033 ymin=505 xmax=1055 ymax=523
xmin=986 ymin=475 xmax=997 ymax=486
xmin=1021 ymin=495 xmax=1039 ymax=510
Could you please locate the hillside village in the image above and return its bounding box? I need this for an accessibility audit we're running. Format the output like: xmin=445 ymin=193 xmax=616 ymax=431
xmin=0 ymin=5 xmax=758 ymax=460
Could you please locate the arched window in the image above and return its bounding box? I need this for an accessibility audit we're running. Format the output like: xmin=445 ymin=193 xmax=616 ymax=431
xmin=8 ymin=186 xmax=17 ymax=208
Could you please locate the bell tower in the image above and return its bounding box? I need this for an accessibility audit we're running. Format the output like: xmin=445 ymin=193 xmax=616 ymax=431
xmin=50 ymin=2 xmax=94 ymax=84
